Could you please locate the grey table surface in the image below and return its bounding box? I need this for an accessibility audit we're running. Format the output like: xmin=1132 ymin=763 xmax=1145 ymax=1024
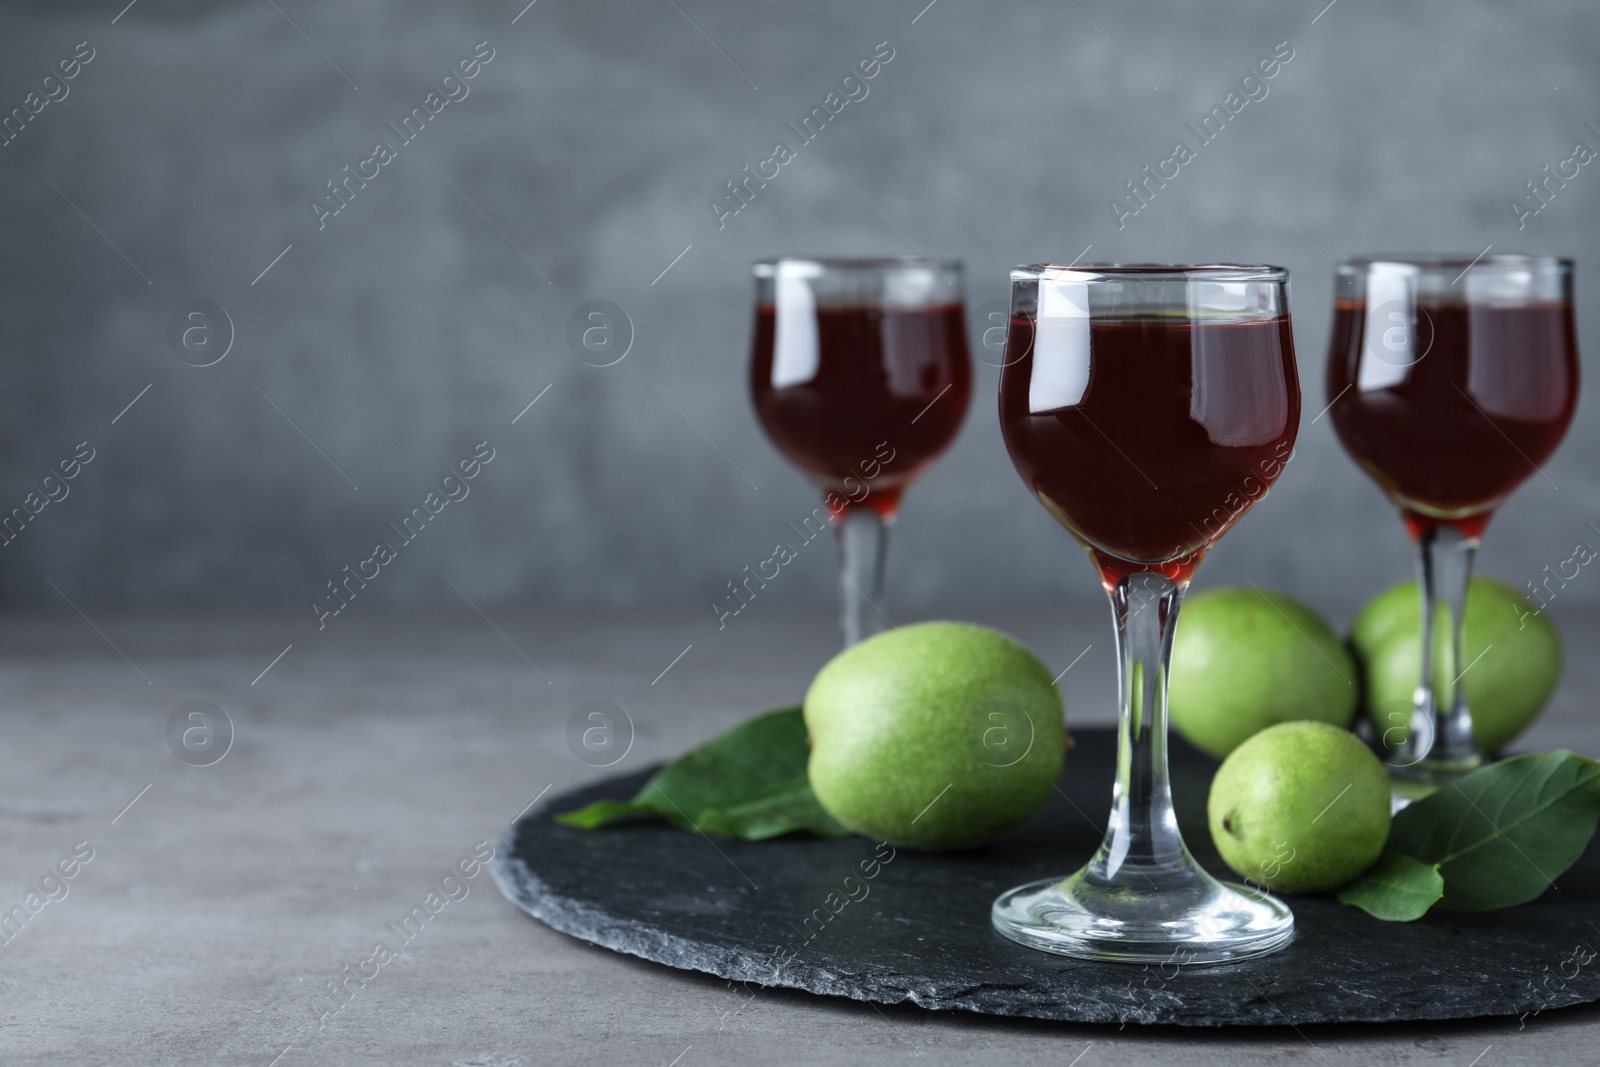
xmin=3 ymin=606 xmax=1598 ymax=1066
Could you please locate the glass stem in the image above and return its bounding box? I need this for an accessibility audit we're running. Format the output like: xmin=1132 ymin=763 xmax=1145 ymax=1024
xmin=1401 ymin=523 xmax=1482 ymax=770
xmin=835 ymin=507 xmax=889 ymax=648
xmin=1094 ymin=571 xmax=1193 ymax=881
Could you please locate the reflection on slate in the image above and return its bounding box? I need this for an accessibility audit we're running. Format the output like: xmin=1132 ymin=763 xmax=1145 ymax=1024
xmin=492 ymin=727 xmax=1600 ymax=1026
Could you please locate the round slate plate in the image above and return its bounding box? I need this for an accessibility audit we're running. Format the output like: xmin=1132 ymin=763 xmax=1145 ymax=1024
xmin=492 ymin=727 xmax=1600 ymax=1026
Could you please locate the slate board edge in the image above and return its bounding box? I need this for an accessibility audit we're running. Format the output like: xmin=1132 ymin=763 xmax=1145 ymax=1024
xmin=490 ymin=813 xmax=1145 ymax=1026
xmin=492 ymin=795 xmax=1600 ymax=1028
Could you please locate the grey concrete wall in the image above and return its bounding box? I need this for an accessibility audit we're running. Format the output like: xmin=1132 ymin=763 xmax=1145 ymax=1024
xmin=0 ymin=0 xmax=1596 ymax=620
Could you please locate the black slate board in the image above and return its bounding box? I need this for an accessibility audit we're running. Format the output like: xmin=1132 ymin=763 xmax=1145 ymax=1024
xmin=492 ymin=727 xmax=1600 ymax=1026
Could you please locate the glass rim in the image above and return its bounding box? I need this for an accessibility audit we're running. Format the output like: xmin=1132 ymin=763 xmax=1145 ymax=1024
xmin=753 ymin=255 xmax=962 ymax=278
xmin=1011 ymin=263 xmax=1289 ymax=284
xmin=1336 ymin=252 xmax=1573 ymax=273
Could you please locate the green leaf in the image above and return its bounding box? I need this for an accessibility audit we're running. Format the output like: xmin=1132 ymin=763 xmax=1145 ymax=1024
xmin=1337 ymin=850 xmax=1443 ymax=921
xmin=693 ymin=783 xmax=846 ymax=841
xmin=553 ymin=707 xmax=851 ymax=840
xmin=553 ymin=800 xmax=654 ymax=829
xmin=1388 ymin=750 xmax=1600 ymax=911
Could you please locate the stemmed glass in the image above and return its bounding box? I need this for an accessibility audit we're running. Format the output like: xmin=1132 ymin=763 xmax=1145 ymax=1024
xmin=991 ymin=264 xmax=1300 ymax=964
xmin=750 ymin=257 xmax=972 ymax=646
xmin=1326 ymin=255 xmax=1578 ymax=783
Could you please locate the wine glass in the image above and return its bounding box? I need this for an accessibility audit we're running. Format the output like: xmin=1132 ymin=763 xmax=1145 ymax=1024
xmin=750 ymin=257 xmax=971 ymax=646
xmin=1326 ymin=255 xmax=1578 ymax=784
xmin=991 ymin=264 xmax=1300 ymax=964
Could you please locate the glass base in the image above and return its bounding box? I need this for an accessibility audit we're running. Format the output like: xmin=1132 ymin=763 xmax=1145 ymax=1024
xmin=992 ymin=865 xmax=1295 ymax=965
xmin=1388 ymin=751 xmax=1483 ymax=792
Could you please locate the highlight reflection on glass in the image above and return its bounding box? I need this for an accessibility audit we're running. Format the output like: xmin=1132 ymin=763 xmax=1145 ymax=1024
xmin=750 ymin=257 xmax=971 ymax=647
xmin=992 ymin=264 xmax=1300 ymax=965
